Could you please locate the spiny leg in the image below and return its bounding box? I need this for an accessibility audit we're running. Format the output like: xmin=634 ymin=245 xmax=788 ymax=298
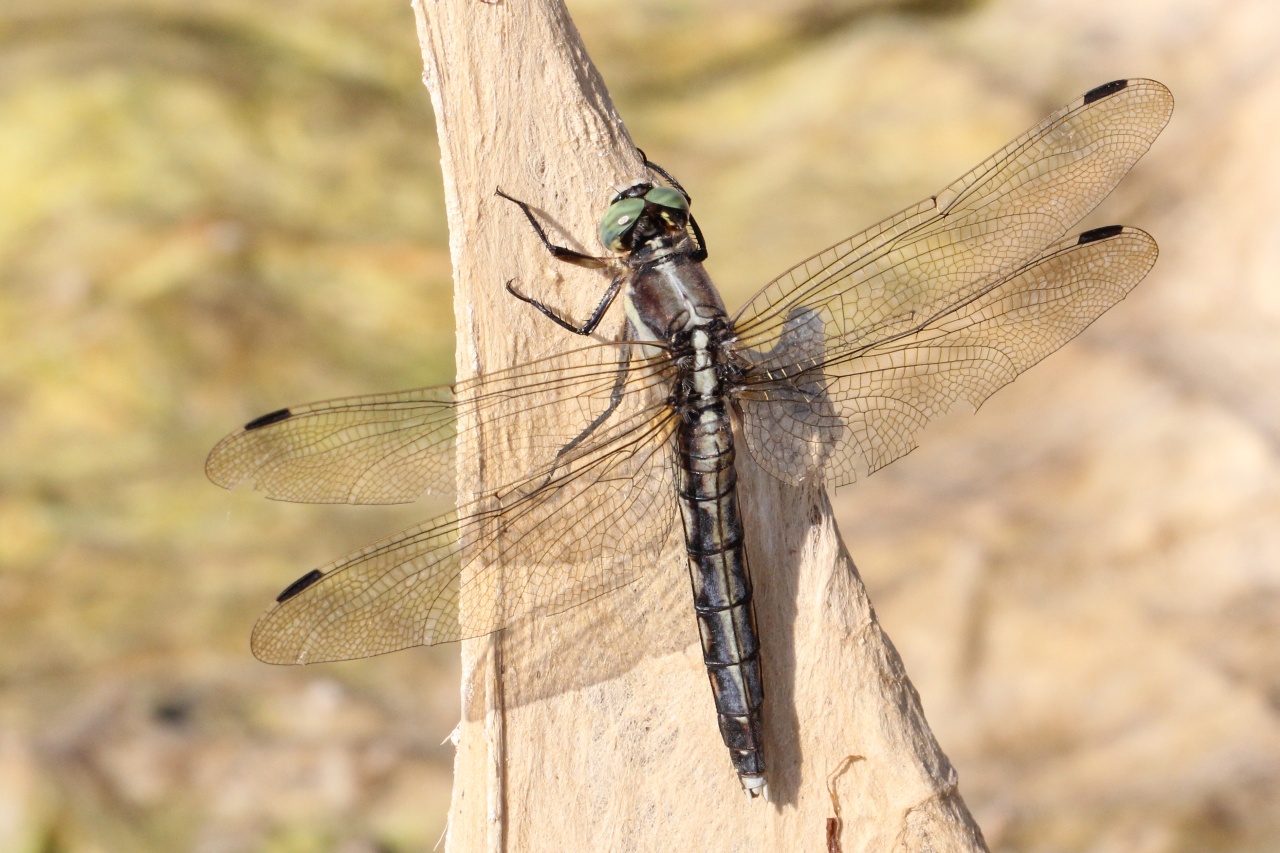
xmin=505 ymin=275 xmax=623 ymax=336
xmin=537 ymin=338 xmax=636 ymax=489
xmin=637 ymin=149 xmax=691 ymax=203
xmin=636 ymin=150 xmax=708 ymax=263
xmin=496 ymin=187 xmax=624 ymax=334
xmin=496 ymin=188 xmax=612 ymax=269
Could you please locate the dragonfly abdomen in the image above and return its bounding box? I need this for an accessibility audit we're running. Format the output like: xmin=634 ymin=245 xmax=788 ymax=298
xmin=674 ymin=392 xmax=767 ymax=798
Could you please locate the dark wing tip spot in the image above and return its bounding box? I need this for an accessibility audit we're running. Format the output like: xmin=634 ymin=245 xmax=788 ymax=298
xmin=1083 ymin=79 xmax=1129 ymax=105
xmin=245 ymin=408 xmax=292 ymax=431
xmin=276 ymin=569 xmax=325 ymax=603
xmin=1077 ymin=224 xmax=1126 ymax=245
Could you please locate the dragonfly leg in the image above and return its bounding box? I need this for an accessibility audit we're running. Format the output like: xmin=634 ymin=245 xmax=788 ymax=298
xmin=637 ymin=149 xmax=690 ymax=202
xmin=495 ymin=188 xmax=612 ymax=269
xmin=537 ymin=340 xmax=634 ymax=489
xmin=637 ymin=150 xmax=708 ymax=263
xmin=566 ymin=339 xmax=632 ymax=452
xmin=505 ymin=274 xmax=623 ymax=336
xmin=685 ymin=214 xmax=709 ymax=263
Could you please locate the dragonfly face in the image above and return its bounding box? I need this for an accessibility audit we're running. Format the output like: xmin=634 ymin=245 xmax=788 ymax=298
xmin=598 ymin=184 xmax=690 ymax=255
xmin=207 ymin=78 xmax=1173 ymax=799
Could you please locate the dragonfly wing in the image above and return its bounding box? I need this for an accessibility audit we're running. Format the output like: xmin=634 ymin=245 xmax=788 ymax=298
xmin=249 ymin=380 xmax=681 ymax=664
xmin=206 ymin=386 xmax=458 ymax=504
xmin=730 ymin=79 xmax=1171 ymax=487
xmin=733 ymin=79 xmax=1171 ymax=354
xmin=733 ymin=306 xmax=842 ymax=484
xmin=738 ymin=226 xmax=1159 ymax=487
xmin=207 ymin=341 xmax=673 ymax=505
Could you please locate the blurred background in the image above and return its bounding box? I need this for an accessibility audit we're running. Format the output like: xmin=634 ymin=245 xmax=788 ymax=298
xmin=2 ymin=0 xmax=1278 ymax=850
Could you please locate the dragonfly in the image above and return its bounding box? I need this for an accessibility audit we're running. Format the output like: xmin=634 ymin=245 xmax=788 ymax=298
xmin=208 ymin=78 xmax=1172 ymax=799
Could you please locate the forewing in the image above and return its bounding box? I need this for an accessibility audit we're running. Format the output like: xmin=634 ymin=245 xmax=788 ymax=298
xmin=207 ymin=341 xmax=673 ymax=504
xmin=732 ymin=79 xmax=1172 ymax=356
xmin=206 ymin=387 xmax=457 ymax=504
xmin=249 ymin=374 xmax=681 ymax=664
xmin=738 ymin=226 xmax=1159 ymax=487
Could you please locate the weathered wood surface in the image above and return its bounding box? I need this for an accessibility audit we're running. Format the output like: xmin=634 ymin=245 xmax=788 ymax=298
xmin=412 ymin=1 xmax=986 ymax=850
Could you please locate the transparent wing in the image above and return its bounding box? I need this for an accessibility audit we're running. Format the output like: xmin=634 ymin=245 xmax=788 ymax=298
xmin=733 ymin=80 xmax=1171 ymax=352
xmin=730 ymin=79 xmax=1172 ymax=487
xmin=206 ymin=387 xmax=457 ymax=504
xmin=207 ymin=341 xmax=674 ymax=504
xmin=737 ymin=226 xmax=1159 ymax=486
xmin=208 ymin=336 xmax=688 ymax=663
xmin=249 ymin=378 xmax=681 ymax=664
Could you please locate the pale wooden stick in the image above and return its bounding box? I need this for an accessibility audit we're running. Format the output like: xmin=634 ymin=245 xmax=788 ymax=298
xmin=411 ymin=1 xmax=988 ymax=849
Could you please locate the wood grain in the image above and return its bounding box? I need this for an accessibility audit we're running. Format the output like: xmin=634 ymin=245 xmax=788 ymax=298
xmin=411 ymin=0 xmax=988 ymax=849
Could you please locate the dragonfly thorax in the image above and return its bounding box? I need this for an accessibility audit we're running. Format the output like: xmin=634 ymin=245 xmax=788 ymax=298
xmin=624 ymin=253 xmax=729 ymax=345
xmin=668 ymin=320 xmax=743 ymax=411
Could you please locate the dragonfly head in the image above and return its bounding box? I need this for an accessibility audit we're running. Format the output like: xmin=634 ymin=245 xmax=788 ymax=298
xmin=599 ymin=183 xmax=690 ymax=254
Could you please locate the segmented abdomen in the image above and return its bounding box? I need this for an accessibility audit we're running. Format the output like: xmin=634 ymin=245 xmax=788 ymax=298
xmin=675 ymin=399 xmax=766 ymax=786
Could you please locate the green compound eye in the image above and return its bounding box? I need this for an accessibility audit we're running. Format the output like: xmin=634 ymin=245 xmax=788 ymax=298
xmin=599 ymin=197 xmax=646 ymax=251
xmin=644 ymin=186 xmax=688 ymax=211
